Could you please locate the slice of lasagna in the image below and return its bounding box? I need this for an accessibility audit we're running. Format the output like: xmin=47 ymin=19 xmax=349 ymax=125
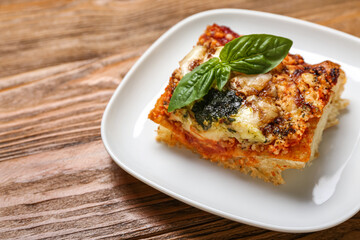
xmin=148 ymin=24 xmax=348 ymax=184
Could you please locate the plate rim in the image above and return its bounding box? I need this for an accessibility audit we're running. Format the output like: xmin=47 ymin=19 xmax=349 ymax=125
xmin=101 ymin=9 xmax=360 ymax=233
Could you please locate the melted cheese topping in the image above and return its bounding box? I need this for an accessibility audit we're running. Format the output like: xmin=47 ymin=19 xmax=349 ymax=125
xmin=179 ymin=46 xmax=207 ymax=75
xmin=230 ymin=73 xmax=272 ymax=95
xmin=175 ymin=46 xmax=275 ymax=143
xmin=172 ymin=41 xmax=341 ymax=148
xmin=170 ymin=108 xmax=265 ymax=143
xmin=231 ymin=105 xmax=266 ymax=142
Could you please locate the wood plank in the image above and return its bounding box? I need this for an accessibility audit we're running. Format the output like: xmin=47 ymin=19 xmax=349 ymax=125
xmin=0 ymin=52 xmax=140 ymax=161
xmin=1 ymin=0 xmax=359 ymax=78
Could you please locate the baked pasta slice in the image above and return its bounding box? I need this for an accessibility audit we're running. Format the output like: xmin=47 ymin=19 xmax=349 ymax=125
xmin=148 ymin=24 xmax=348 ymax=184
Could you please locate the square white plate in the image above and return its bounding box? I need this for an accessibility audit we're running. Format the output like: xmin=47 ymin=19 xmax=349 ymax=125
xmin=101 ymin=9 xmax=360 ymax=232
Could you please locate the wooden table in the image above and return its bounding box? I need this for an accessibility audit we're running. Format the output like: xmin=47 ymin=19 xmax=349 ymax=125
xmin=1 ymin=0 xmax=359 ymax=239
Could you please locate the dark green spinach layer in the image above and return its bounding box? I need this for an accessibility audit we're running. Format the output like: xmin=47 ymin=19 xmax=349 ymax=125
xmin=191 ymin=89 xmax=243 ymax=130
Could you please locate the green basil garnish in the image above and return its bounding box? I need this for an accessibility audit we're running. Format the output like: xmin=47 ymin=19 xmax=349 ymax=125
xmin=168 ymin=34 xmax=292 ymax=112
xmin=220 ymin=34 xmax=293 ymax=74
xmin=214 ymin=63 xmax=231 ymax=91
xmin=168 ymin=57 xmax=219 ymax=112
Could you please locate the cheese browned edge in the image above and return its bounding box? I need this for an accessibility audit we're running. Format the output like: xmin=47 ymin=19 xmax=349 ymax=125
xmin=148 ymin=24 xmax=348 ymax=184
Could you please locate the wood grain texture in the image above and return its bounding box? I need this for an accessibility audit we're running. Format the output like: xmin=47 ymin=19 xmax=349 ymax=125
xmin=1 ymin=0 xmax=359 ymax=78
xmin=0 ymin=0 xmax=359 ymax=239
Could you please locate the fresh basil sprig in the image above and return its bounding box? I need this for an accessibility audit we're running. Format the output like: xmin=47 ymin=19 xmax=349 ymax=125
xmin=214 ymin=63 xmax=231 ymax=90
xmin=168 ymin=34 xmax=292 ymax=112
xmin=167 ymin=58 xmax=219 ymax=112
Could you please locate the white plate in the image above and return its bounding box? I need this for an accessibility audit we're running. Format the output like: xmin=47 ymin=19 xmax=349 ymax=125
xmin=101 ymin=9 xmax=360 ymax=233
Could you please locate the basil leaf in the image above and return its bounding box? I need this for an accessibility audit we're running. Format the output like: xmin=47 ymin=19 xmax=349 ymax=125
xmin=215 ymin=64 xmax=231 ymax=90
xmin=168 ymin=57 xmax=219 ymax=112
xmin=220 ymin=34 xmax=292 ymax=74
xmin=168 ymin=34 xmax=293 ymax=112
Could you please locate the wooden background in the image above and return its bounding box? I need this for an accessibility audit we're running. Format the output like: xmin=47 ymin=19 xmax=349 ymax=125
xmin=1 ymin=0 xmax=359 ymax=239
